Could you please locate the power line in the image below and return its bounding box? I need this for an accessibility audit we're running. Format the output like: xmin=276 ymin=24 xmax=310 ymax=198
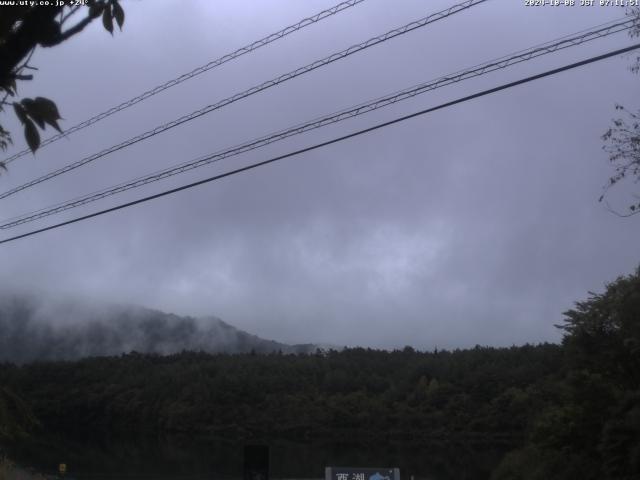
xmin=0 ymin=17 xmax=633 ymax=229
xmin=1 ymin=42 xmax=638 ymax=246
xmin=0 ymin=0 xmax=487 ymax=200
xmin=1 ymin=0 xmax=367 ymax=166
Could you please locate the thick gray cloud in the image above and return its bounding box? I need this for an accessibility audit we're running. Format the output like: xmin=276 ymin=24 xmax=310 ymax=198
xmin=0 ymin=0 xmax=639 ymax=349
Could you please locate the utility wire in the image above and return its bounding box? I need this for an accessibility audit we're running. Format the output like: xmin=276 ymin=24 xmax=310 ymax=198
xmin=0 ymin=0 xmax=487 ymax=201
xmin=1 ymin=42 xmax=638 ymax=246
xmin=0 ymin=17 xmax=633 ymax=229
xmin=1 ymin=0 xmax=367 ymax=166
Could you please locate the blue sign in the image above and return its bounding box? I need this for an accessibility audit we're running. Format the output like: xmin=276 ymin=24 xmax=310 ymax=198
xmin=325 ymin=467 xmax=400 ymax=480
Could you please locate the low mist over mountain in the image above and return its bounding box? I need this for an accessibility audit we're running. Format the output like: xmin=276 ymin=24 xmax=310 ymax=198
xmin=0 ymin=294 xmax=316 ymax=363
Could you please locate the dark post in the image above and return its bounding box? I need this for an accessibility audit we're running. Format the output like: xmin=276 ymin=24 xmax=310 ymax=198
xmin=244 ymin=445 xmax=269 ymax=480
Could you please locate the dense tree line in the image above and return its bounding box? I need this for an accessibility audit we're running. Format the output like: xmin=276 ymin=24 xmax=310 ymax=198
xmin=0 ymin=344 xmax=563 ymax=443
xmin=0 ymin=267 xmax=638 ymax=479
xmin=0 ymin=387 xmax=38 ymax=444
xmin=492 ymin=266 xmax=640 ymax=479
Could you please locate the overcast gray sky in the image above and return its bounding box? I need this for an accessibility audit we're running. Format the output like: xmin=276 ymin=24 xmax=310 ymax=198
xmin=0 ymin=0 xmax=639 ymax=349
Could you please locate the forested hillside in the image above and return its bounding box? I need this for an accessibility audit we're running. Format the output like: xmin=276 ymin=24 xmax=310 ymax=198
xmin=0 ymin=344 xmax=563 ymax=440
xmin=0 ymin=267 xmax=638 ymax=479
xmin=0 ymin=294 xmax=315 ymax=363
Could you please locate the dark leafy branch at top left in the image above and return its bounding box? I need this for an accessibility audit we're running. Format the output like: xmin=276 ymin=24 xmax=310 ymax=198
xmin=0 ymin=0 xmax=125 ymax=171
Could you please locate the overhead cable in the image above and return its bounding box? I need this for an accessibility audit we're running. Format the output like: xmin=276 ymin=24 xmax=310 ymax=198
xmin=1 ymin=0 xmax=368 ymax=166
xmin=1 ymin=42 xmax=638 ymax=246
xmin=0 ymin=17 xmax=633 ymax=229
xmin=0 ymin=0 xmax=487 ymax=200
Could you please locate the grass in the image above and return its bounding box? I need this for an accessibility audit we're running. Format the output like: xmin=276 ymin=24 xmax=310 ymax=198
xmin=0 ymin=457 xmax=49 ymax=480
xmin=0 ymin=456 xmax=14 ymax=480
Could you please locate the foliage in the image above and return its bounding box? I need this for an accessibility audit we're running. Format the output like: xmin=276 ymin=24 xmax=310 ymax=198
xmin=492 ymin=266 xmax=640 ymax=479
xmin=0 ymin=387 xmax=38 ymax=442
xmin=0 ymin=456 xmax=13 ymax=480
xmin=599 ymin=392 xmax=640 ymax=479
xmin=0 ymin=345 xmax=563 ymax=443
xmin=559 ymin=266 xmax=640 ymax=388
xmin=600 ymin=8 xmax=640 ymax=215
xmin=0 ymin=0 xmax=125 ymax=165
xmin=602 ymin=105 xmax=640 ymax=215
xmin=490 ymin=445 xmax=599 ymax=480
xmin=629 ymin=7 xmax=640 ymax=75
xmin=0 ymin=267 xmax=637 ymax=478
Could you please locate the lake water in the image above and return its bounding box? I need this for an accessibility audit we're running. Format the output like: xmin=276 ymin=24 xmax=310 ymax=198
xmin=7 ymin=433 xmax=508 ymax=480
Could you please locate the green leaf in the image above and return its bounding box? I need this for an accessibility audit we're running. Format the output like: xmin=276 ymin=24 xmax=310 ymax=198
xmin=33 ymin=97 xmax=63 ymax=132
xmin=33 ymin=97 xmax=61 ymax=120
xmin=89 ymin=1 xmax=104 ymax=18
xmin=22 ymin=97 xmax=63 ymax=132
xmin=13 ymin=103 xmax=28 ymax=125
xmin=113 ymin=1 xmax=125 ymax=30
xmin=103 ymin=4 xmax=114 ymax=34
xmin=24 ymin=119 xmax=40 ymax=153
xmin=21 ymin=98 xmax=45 ymax=129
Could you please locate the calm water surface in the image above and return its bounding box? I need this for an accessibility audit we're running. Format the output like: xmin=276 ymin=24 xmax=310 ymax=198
xmin=8 ymin=433 xmax=507 ymax=480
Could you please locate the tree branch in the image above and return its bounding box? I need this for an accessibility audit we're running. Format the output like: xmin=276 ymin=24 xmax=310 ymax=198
xmin=56 ymin=14 xmax=94 ymax=43
xmin=603 ymin=199 xmax=640 ymax=217
xmin=0 ymin=7 xmax=62 ymax=87
xmin=60 ymin=5 xmax=82 ymax=25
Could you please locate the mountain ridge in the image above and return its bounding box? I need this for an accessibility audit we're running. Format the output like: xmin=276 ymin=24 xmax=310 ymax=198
xmin=0 ymin=293 xmax=318 ymax=363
